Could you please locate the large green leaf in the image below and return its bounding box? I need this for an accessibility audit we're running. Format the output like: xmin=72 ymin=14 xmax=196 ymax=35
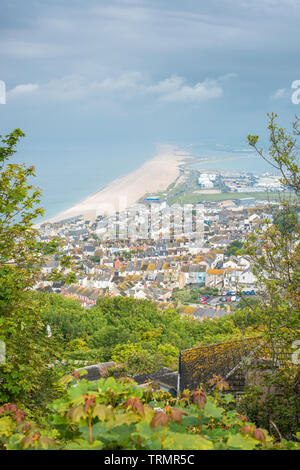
xmin=226 ymin=434 xmax=257 ymax=450
xmin=164 ymin=432 xmax=213 ymax=450
xmin=203 ymin=399 xmax=224 ymax=420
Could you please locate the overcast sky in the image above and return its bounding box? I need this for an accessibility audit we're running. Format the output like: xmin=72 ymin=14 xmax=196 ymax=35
xmin=1 ymin=0 xmax=299 ymax=216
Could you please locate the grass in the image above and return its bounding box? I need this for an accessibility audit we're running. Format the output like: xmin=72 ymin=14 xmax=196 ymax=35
xmin=167 ymin=191 xmax=294 ymax=205
xmin=138 ymin=165 xmax=295 ymax=206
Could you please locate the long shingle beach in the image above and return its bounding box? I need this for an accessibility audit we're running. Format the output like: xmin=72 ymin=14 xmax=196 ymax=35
xmin=45 ymin=144 xmax=191 ymax=223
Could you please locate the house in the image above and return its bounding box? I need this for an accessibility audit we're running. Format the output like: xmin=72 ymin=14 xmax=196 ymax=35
xmin=238 ymin=268 xmax=257 ymax=287
xmin=83 ymin=245 xmax=96 ymax=257
xmin=180 ymin=265 xmax=206 ymax=286
xmin=224 ymin=267 xmax=257 ymax=290
xmin=223 ymin=268 xmax=244 ymax=289
xmin=41 ymin=256 xmax=58 ymax=274
xmin=61 ymin=285 xmax=102 ymax=307
xmin=193 ymin=307 xmax=228 ymax=321
xmin=114 ymin=258 xmax=123 ymax=270
xmin=223 ymin=257 xmax=239 ymax=269
xmin=205 ymin=269 xmax=225 ymax=289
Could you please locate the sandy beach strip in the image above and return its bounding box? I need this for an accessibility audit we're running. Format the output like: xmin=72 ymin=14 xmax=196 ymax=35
xmin=45 ymin=144 xmax=191 ymax=223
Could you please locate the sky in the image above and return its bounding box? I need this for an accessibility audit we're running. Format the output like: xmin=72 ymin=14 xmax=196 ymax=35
xmin=0 ymin=0 xmax=300 ymax=218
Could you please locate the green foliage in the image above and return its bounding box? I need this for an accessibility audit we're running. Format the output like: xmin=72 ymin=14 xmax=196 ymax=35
xmin=0 ymin=130 xmax=75 ymax=406
xmin=245 ymin=114 xmax=300 ymax=349
xmin=248 ymin=113 xmax=300 ymax=195
xmin=225 ymin=240 xmax=244 ymax=257
xmin=231 ymin=305 xmax=261 ymax=335
xmin=2 ymin=376 xmax=296 ymax=450
xmin=273 ymin=204 xmax=298 ymax=235
xmin=172 ymin=286 xmax=218 ymax=304
xmin=238 ymin=366 xmax=300 ymax=441
xmin=241 ymin=114 xmax=300 ymax=444
xmin=41 ymin=294 xmax=241 ymax=370
xmin=89 ymin=255 xmax=101 ymax=263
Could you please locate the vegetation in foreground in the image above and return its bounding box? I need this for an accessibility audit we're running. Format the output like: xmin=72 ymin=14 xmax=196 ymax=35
xmin=1 ymin=374 xmax=299 ymax=450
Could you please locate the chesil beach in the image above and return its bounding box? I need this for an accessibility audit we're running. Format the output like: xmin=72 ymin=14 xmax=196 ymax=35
xmin=45 ymin=144 xmax=191 ymax=223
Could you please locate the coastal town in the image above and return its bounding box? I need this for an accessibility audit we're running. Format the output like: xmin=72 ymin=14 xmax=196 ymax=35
xmin=36 ymin=169 xmax=284 ymax=321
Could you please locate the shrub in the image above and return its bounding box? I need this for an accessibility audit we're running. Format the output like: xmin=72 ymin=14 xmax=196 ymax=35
xmin=1 ymin=376 xmax=299 ymax=450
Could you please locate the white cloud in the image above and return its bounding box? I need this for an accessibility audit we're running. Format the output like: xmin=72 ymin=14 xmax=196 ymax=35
xmin=271 ymin=88 xmax=288 ymax=100
xmin=145 ymin=76 xmax=185 ymax=95
xmin=0 ymin=41 xmax=65 ymax=59
xmin=272 ymin=88 xmax=287 ymax=100
xmin=7 ymin=72 xmax=235 ymax=105
xmin=8 ymin=83 xmax=39 ymax=97
xmin=159 ymin=79 xmax=222 ymax=103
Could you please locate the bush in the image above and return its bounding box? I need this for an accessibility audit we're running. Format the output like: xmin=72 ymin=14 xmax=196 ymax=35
xmin=238 ymin=366 xmax=300 ymax=441
xmin=2 ymin=376 xmax=298 ymax=450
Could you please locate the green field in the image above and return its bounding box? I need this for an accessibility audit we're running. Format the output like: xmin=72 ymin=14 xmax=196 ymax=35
xmin=167 ymin=191 xmax=294 ymax=205
xmin=139 ymin=165 xmax=295 ymax=206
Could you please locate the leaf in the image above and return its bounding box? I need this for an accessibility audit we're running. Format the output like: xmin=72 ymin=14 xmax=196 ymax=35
xmin=134 ymin=421 xmax=163 ymax=450
xmin=191 ymin=390 xmax=207 ymax=409
xmin=64 ymin=438 xmax=104 ymax=450
xmin=151 ymin=411 xmax=170 ymax=429
xmin=221 ymin=393 xmax=235 ymax=404
xmin=143 ymin=406 xmax=155 ymax=424
xmin=0 ymin=416 xmax=15 ymax=437
xmin=66 ymin=405 xmax=86 ymax=423
xmin=226 ymin=434 xmax=257 ymax=450
xmin=39 ymin=436 xmax=57 ymax=450
xmin=124 ymin=397 xmax=144 ymax=416
xmin=19 ymin=434 xmax=34 ymax=450
xmin=252 ymin=428 xmax=266 ymax=443
xmin=57 ymin=374 xmax=74 ymax=387
xmin=68 ymin=382 xmax=89 ymax=400
xmin=78 ymin=423 xmax=108 ymax=443
xmin=203 ymin=399 xmax=224 ymax=420
xmin=90 ymin=422 xmax=107 ymax=439
xmin=107 ymin=423 xmax=135 ymax=447
xmin=93 ymin=404 xmax=113 ymax=421
xmin=169 ymin=408 xmax=188 ymax=423
xmin=164 ymin=432 xmax=213 ymax=450
xmin=109 ymin=412 xmax=139 ymax=429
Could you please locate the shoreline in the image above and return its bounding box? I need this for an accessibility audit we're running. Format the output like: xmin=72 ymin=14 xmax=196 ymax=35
xmin=43 ymin=144 xmax=192 ymax=224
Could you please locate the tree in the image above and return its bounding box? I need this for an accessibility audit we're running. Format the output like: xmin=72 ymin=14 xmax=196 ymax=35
xmin=225 ymin=240 xmax=244 ymax=257
xmin=0 ymin=130 xmax=74 ymax=406
xmin=248 ymin=112 xmax=300 ymax=195
xmin=244 ymin=114 xmax=300 ymax=352
xmin=273 ymin=205 xmax=298 ymax=235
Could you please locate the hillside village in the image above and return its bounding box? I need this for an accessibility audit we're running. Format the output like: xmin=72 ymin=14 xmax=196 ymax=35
xmin=37 ymin=194 xmax=277 ymax=320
